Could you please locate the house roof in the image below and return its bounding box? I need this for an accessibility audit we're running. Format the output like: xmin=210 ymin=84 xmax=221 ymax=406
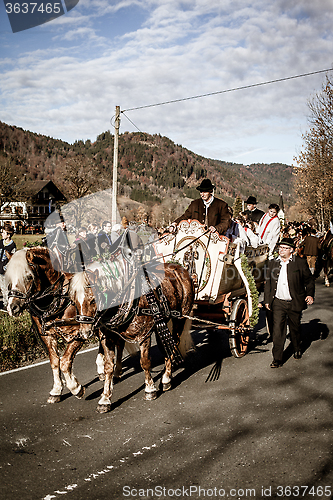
xmin=17 ymin=180 xmax=66 ymax=201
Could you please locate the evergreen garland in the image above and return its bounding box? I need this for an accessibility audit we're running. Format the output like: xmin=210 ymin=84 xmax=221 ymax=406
xmin=240 ymin=253 xmax=260 ymax=327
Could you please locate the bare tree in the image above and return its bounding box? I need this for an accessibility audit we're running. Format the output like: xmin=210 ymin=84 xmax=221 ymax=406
xmin=0 ymin=155 xmax=20 ymax=207
xmin=62 ymin=155 xmax=106 ymax=226
xmin=294 ymin=75 xmax=333 ymax=230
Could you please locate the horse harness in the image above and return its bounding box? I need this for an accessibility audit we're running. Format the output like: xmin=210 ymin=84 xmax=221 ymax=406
xmin=8 ymin=271 xmax=96 ymax=340
xmin=9 ymin=253 xmax=186 ymax=363
xmin=95 ymin=264 xmax=184 ymax=366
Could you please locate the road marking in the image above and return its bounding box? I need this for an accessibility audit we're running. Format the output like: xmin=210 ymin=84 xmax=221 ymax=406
xmin=0 ymin=346 xmax=99 ymax=377
xmin=42 ymin=429 xmax=189 ymax=499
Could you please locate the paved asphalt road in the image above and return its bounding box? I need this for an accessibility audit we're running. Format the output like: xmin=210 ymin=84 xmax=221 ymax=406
xmin=0 ymin=277 xmax=332 ymax=500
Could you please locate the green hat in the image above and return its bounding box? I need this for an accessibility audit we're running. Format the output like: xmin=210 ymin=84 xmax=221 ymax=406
xmin=279 ymin=238 xmax=295 ymax=249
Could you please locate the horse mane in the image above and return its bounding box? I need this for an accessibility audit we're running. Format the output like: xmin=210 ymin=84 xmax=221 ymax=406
xmin=69 ymin=271 xmax=91 ymax=300
xmin=5 ymin=249 xmax=34 ymax=287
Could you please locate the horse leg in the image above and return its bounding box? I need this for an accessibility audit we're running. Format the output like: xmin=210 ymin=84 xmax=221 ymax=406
xmin=97 ymin=331 xmax=116 ymax=413
xmin=42 ymin=335 xmax=64 ymax=404
xmin=140 ymin=337 xmax=157 ymax=400
xmin=161 ymin=320 xmax=174 ymax=392
xmin=161 ymin=317 xmax=193 ymax=392
xmin=114 ymin=338 xmax=125 ymax=382
xmin=96 ymin=341 xmax=105 ymax=381
xmin=324 ymin=264 xmax=330 ymax=286
xmin=60 ymin=340 xmax=85 ymax=398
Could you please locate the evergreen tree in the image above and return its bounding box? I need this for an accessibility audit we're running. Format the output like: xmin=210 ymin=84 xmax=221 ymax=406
xmin=233 ymin=195 xmax=243 ymax=218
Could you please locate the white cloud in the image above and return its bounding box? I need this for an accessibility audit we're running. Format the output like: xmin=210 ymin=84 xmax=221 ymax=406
xmin=0 ymin=0 xmax=332 ymax=165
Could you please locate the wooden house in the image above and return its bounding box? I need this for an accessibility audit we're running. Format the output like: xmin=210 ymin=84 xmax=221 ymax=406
xmin=0 ymin=180 xmax=66 ymax=233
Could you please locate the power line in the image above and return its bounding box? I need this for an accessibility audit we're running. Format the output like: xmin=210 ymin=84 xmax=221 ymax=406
xmin=121 ymin=68 xmax=332 ymax=113
xmin=122 ymin=112 xmax=142 ymax=132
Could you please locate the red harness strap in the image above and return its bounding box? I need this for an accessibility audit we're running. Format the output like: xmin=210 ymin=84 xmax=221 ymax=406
xmin=260 ymin=215 xmax=277 ymax=239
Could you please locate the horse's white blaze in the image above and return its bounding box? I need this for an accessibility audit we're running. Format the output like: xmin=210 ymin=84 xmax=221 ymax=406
xmin=5 ymin=249 xmax=34 ymax=316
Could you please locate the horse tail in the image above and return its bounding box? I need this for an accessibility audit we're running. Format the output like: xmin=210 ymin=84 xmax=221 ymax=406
xmin=124 ymin=341 xmax=139 ymax=357
xmin=178 ymin=313 xmax=194 ymax=357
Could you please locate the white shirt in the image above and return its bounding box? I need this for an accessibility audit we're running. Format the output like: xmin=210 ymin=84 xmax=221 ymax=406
xmin=275 ymin=256 xmax=292 ymax=301
xmin=257 ymin=213 xmax=281 ymax=257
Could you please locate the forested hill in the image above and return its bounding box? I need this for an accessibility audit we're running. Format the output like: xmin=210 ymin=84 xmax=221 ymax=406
xmin=0 ymin=121 xmax=293 ymax=211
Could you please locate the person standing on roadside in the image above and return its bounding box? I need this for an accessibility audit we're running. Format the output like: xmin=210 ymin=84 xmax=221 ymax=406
xmin=264 ymin=238 xmax=315 ymax=368
xmin=0 ymin=225 xmax=16 ymax=311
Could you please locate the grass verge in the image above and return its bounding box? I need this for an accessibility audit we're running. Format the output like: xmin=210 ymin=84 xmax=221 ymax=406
xmin=0 ymin=311 xmax=47 ymax=371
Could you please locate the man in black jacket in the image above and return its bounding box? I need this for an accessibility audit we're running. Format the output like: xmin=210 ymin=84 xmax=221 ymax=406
xmin=243 ymin=196 xmax=265 ymax=224
xmin=264 ymin=238 xmax=315 ymax=368
xmin=169 ymin=179 xmax=231 ymax=235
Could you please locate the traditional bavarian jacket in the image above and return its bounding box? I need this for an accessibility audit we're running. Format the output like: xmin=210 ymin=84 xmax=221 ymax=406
xmin=258 ymin=212 xmax=281 ymax=257
xmin=264 ymin=254 xmax=315 ymax=312
xmin=174 ymin=196 xmax=231 ymax=235
xmin=244 ymin=207 xmax=265 ymax=224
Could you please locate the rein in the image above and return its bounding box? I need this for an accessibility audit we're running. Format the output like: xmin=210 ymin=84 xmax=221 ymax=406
xmin=9 ymin=270 xmax=96 ymax=338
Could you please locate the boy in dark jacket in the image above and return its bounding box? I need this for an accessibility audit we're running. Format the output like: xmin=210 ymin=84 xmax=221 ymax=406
xmin=0 ymin=225 xmax=16 ymax=310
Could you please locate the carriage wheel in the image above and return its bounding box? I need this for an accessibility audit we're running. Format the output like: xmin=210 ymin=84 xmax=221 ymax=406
xmin=228 ymin=298 xmax=251 ymax=358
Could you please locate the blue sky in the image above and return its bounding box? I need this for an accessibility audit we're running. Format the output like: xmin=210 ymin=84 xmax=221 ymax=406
xmin=0 ymin=0 xmax=333 ymax=166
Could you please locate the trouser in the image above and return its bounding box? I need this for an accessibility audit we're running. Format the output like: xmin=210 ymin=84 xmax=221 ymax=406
xmin=0 ymin=274 xmax=8 ymax=307
xmin=272 ymin=298 xmax=302 ymax=362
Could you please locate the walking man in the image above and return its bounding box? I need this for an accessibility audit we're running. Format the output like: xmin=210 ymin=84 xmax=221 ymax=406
xmin=264 ymin=238 xmax=315 ymax=368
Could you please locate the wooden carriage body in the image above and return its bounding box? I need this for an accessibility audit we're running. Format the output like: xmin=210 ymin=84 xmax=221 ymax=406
xmin=154 ymin=220 xmax=269 ymax=357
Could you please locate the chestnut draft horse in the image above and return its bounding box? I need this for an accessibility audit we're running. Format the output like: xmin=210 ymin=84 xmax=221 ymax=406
xmin=5 ymin=247 xmax=120 ymax=404
xmin=81 ymin=256 xmax=195 ymax=413
xmin=317 ymin=231 xmax=333 ymax=286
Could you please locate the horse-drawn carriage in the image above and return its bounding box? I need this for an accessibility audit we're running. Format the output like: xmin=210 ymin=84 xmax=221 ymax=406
xmin=154 ymin=220 xmax=269 ymax=358
xmin=5 ymin=219 xmax=269 ymax=413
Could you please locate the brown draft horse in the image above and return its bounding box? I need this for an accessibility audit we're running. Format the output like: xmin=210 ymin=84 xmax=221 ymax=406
xmin=317 ymin=231 xmax=333 ymax=286
xmin=82 ymin=258 xmax=195 ymax=413
xmin=5 ymin=247 xmax=108 ymax=403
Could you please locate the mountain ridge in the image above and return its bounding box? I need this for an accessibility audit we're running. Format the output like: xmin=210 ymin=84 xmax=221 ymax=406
xmin=0 ymin=121 xmax=293 ymax=223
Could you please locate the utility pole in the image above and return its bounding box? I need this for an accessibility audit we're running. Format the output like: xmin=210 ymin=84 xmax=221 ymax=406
xmin=112 ymin=105 xmax=120 ymax=226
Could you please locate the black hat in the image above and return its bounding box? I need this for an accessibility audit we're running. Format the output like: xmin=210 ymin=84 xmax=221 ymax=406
xmin=246 ymin=196 xmax=257 ymax=204
xmin=279 ymin=238 xmax=295 ymax=249
xmin=196 ymin=179 xmax=215 ymax=192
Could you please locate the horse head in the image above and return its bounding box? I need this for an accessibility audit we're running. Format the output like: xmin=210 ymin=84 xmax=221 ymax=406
xmin=6 ymin=247 xmax=62 ymax=317
xmin=69 ymin=269 xmax=99 ymax=339
xmin=6 ymin=249 xmax=35 ymax=316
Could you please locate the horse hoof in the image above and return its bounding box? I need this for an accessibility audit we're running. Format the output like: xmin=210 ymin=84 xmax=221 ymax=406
xmin=98 ymin=373 xmax=105 ymax=381
xmin=96 ymin=404 xmax=111 ymax=413
xmin=113 ymin=376 xmax=121 ymax=385
xmin=75 ymin=386 xmax=85 ymax=399
xmin=162 ymin=382 xmax=172 ymax=392
xmin=144 ymin=391 xmax=157 ymax=401
xmin=47 ymin=395 xmax=61 ymax=404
